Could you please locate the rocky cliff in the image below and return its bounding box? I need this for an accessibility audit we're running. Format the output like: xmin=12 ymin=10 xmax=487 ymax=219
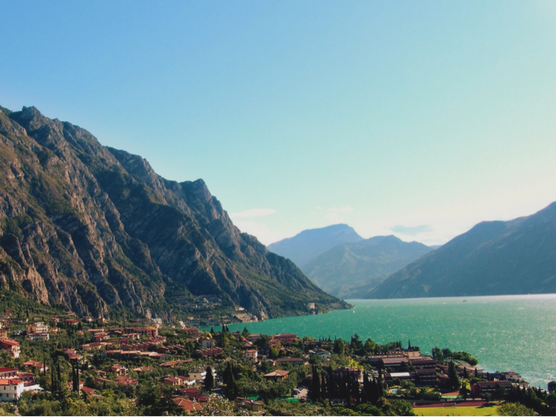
xmin=0 ymin=105 xmax=345 ymax=320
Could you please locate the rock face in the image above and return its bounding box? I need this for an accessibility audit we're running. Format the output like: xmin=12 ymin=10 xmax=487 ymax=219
xmin=268 ymin=224 xmax=364 ymax=268
xmin=369 ymin=202 xmax=556 ymax=299
xmin=303 ymin=235 xmax=433 ymax=299
xmin=0 ymin=105 xmax=344 ymax=319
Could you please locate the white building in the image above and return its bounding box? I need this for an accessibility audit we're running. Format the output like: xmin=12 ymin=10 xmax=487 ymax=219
xmin=0 ymin=379 xmax=24 ymax=402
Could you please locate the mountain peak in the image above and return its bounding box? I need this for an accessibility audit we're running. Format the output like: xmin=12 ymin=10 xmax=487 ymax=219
xmin=268 ymin=224 xmax=363 ymax=268
xmin=0 ymin=105 xmax=346 ymax=320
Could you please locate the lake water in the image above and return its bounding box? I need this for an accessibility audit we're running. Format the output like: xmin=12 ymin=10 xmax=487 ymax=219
xmin=221 ymin=294 xmax=556 ymax=389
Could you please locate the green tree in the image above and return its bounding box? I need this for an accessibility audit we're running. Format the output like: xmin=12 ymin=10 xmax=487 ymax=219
xmin=448 ymin=361 xmax=461 ymax=390
xmin=496 ymin=402 xmax=536 ymax=416
xmin=204 ymin=366 xmax=214 ymax=391
xmin=333 ymin=339 xmax=345 ymax=356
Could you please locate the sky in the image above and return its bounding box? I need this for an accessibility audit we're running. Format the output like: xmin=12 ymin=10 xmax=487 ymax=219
xmin=2 ymin=0 xmax=556 ymax=245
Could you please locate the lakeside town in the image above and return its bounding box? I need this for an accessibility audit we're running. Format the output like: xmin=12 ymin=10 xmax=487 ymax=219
xmin=0 ymin=305 xmax=551 ymax=416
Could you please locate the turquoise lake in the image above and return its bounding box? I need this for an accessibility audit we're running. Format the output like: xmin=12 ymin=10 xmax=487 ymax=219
xmin=222 ymin=294 xmax=556 ymax=389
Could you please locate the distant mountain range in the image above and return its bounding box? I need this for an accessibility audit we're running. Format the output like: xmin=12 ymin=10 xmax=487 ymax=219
xmin=0 ymin=105 xmax=346 ymax=320
xmin=268 ymin=224 xmax=363 ymax=268
xmin=369 ymin=202 xmax=556 ymax=298
xmin=269 ymin=225 xmax=433 ymax=298
xmin=304 ymin=236 xmax=433 ymax=298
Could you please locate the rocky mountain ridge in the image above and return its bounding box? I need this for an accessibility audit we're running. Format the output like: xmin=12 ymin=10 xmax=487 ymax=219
xmin=0 ymin=105 xmax=345 ymax=320
xmin=303 ymin=235 xmax=433 ymax=298
xmin=368 ymin=202 xmax=556 ymax=298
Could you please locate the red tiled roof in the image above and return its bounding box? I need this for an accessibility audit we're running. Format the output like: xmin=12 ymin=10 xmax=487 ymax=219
xmin=172 ymin=397 xmax=201 ymax=412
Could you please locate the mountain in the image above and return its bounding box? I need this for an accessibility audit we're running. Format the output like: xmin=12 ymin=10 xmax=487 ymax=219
xmin=303 ymin=235 xmax=433 ymax=298
xmin=268 ymin=224 xmax=364 ymax=268
xmin=0 ymin=105 xmax=346 ymax=320
xmin=369 ymin=202 xmax=556 ymax=298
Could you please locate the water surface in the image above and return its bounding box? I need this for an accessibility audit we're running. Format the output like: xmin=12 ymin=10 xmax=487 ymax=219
xmin=220 ymin=294 xmax=556 ymax=389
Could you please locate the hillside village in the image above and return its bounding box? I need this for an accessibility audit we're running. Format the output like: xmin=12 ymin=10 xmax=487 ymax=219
xmin=0 ymin=306 xmax=551 ymax=416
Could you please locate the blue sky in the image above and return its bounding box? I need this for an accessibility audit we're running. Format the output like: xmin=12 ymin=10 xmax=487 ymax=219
xmin=2 ymin=1 xmax=556 ymax=245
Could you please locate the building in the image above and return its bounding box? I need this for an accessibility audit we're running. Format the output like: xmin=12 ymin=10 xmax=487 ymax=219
xmin=264 ymin=370 xmax=289 ymax=381
xmin=163 ymin=376 xmax=189 ymax=386
xmin=236 ymin=397 xmax=264 ymax=412
xmin=0 ymin=368 xmax=18 ymax=379
xmin=414 ymin=368 xmax=436 ymax=385
xmin=23 ymin=361 xmax=48 ymax=373
xmin=123 ymin=327 xmax=158 ymax=338
xmin=0 ymin=340 xmax=20 ymax=358
xmin=273 ymin=333 xmax=297 ymax=343
xmin=0 ymin=379 xmax=24 ymax=401
xmin=200 ymin=337 xmax=214 ymax=349
xmin=409 ymin=358 xmax=436 ymax=369
xmin=27 ymin=322 xmax=49 ymax=335
xmin=106 ymin=364 xmax=128 ymax=376
xmin=387 ymin=372 xmax=414 ymax=382
xmin=172 ymin=397 xmax=201 ymax=413
xmin=471 ymin=380 xmax=513 ymax=397
xmin=64 ymin=319 xmax=80 ymax=327
xmin=310 ymin=349 xmax=332 ymax=361
xmin=244 ymin=349 xmax=258 ymax=362
xmin=275 ymin=357 xmax=306 ymax=366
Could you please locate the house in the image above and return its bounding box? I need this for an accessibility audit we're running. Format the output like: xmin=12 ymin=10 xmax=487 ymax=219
xmin=23 ymin=361 xmax=48 ymax=373
xmin=64 ymin=319 xmax=80 ymax=327
xmin=381 ymin=357 xmax=408 ymax=369
xmin=27 ymin=322 xmax=49 ymax=335
xmin=162 ymin=376 xmax=189 ymax=386
xmin=92 ymin=332 xmax=109 ymax=342
xmin=0 ymin=340 xmax=20 ymax=358
xmin=409 ymin=358 xmax=436 ymax=369
xmin=182 ymin=327 xmax=201 ymax=339
xmin=310 ymin=349 xmax=332 ymax=361
xmin=172 ymin=397 xmax=201 ymax=413
xmin=189 ymin=367 xmax=213 ymax=383
xmin=160 ymin=359 xmax=192 ymax=368
xmin=198 ymin=347 xmax=224 ymax=358
xmin=264 ymin=370 xmax=289 ymax=381
xmin=123 ymin=327 xmax=158 ymax=338
xmin=16 ymin=373 xmax=35 ymax=384
xmin=81 ymin=342 xmax=106 ymax=352
xmin=275 ymin=357 xmax=306 ymax=366
xmin=244 ymin=349 xmax=258 ymax=362
xmin=106 ymin=364 xmax=128 ymax=376
xmin=81 ymin=386 xmax=100 ymax=398
xmin=200 ymin=337 xmax=214 ymax=349
xmin=471 ymin=380 xmax=513 ymax=397
xmin=115 ymin=376 xmax=138 ymax=386
xmin=0 ymin=379 xmax=24 ymax=401
xmin=178 ymin=387 xmax=208 ymax=402
xmin=236 ymin=397 xmax=264 ymax=412
xmin=0 ymin=368 xmax=18 ymax=379
xmin=60 ymin=348 xmax=81 ymax=361
xmin=414 ymin=368 xmax=437 ymax=385
xmin=26 ymin=332 xmax=50 ymax=341
xmin=0 ymin=329 xmax=7 ymax=341
xmin=273 ymin=333 xmax=297 ymax=343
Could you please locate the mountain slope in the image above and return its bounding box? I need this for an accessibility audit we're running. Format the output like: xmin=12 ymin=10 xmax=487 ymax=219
xmin=368 ymin=202 xmax=556 ymax=298
xmin=268 ymin=224 xmax=363 ymax=268
xmin=0 ymin=105 xmax=346 ymax=319
xmin=303 ymin=235 xmax=433 ymax=298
